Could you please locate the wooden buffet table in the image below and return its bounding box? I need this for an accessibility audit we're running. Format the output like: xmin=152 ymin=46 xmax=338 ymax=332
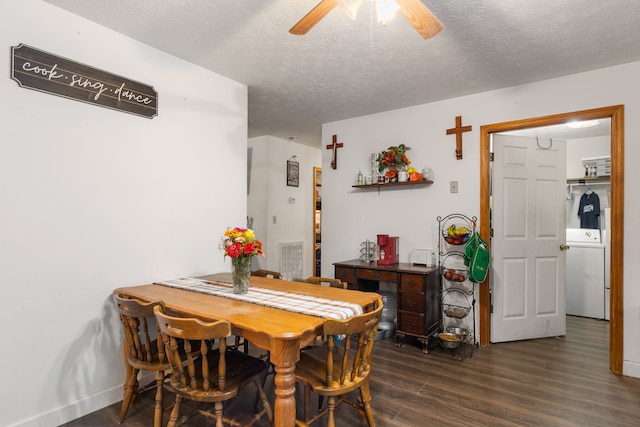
xmin=334 ymin=259 xmax=441 ymax=353
xmin=114 ymin=273 xmax=380 ymax=427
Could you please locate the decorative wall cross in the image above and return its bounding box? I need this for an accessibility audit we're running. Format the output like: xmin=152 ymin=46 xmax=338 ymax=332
xmin=326 ymin=134 xmax=343 ymax=170
xmin=446 ymin=116 xmax=472 ymax=160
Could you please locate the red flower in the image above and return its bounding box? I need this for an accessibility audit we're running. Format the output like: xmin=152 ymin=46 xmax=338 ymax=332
xmin=226 ymin=242 xmax=242 ymax=258
xmin=243 ymin=243 xmax=256 ymax=255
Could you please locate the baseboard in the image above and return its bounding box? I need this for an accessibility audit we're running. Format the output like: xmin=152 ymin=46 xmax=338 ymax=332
xmin=623 ymin=360 xmax=640 ymax=379
xmin=9 ymin=385 xmax=122 ymax=427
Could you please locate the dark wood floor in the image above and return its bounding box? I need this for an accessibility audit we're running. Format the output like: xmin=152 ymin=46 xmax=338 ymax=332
xmin=63 ymin=316 xmax=640 ymax=426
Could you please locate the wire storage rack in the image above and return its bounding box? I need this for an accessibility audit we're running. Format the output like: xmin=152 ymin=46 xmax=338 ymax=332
xmin=434 ymin=213 xmax=478 ymax=359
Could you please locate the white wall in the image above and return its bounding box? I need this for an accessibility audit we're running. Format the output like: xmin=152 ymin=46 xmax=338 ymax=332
xmin=248 ymin=136 xmax=321 ymax=279
xmin=322 ymin=62 xmax=640 ymax=378
xmin=567 ymin=135 xmax=610 ymax=178
xmin=1 ymin=1 xmax=248 ymax=425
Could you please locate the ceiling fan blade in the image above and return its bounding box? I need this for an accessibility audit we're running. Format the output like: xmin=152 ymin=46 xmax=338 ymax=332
xmin=396 ymin=0 xmax=444 ymax=39
xmin=289 ymin=0 xmax=339 ymax=35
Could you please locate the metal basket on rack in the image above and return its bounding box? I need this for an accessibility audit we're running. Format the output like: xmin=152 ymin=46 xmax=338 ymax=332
xmin=443 ymin=303 xmax=470 ymax=319
xmin=441 ymin=267 xmax=468 ymax=282
xmin=442 ymin=228 xmax=472 ymax=245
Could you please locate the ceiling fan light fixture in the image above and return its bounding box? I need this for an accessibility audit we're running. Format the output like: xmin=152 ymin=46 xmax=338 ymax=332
xmin=567 ymin=120 xmax=599 ymax=129
xmin=290 ymin=0 xmax=442 ymax=40
xmin=375 ymin=0 xmax=400 ymax=26
xmin=337 ymin=0 xmax=363 ymax=20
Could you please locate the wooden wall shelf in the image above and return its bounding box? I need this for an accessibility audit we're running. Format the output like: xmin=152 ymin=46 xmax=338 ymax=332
xmin=352 ymin=179 xmax=433 ymax=189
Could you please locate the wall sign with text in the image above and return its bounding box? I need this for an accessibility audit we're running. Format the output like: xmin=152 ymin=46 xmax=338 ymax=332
xmin=11 ymin=44 xmax=158 ymax=118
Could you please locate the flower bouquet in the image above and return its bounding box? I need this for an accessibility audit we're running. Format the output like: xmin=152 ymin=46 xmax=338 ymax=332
xmin=220 ymin=227 xmax=264 ymax=293
xmin=377 ymin=144 xmax=411 ymax=181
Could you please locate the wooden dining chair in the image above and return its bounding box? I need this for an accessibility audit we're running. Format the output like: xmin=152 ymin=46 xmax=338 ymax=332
xmin=251 ymin=268 xmax=283 ymax=279
xmin=153 ymin=306 xmax=273 ymax=427
xmin=299 ymin=276 xmax=348 ymax=351
xmin=113 ymin=294 xmax=170 ymax=427
xmin=302 ymin=276 xmax=348 ymax=289
xmin=294 ymin=299 xmax=384 ymax=427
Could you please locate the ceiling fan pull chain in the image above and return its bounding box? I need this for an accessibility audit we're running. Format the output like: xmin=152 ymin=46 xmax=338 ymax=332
xmin=369 ymin=0 xmax=375 ymax=47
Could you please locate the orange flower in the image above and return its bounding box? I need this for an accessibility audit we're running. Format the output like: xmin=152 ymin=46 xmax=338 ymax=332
xmin=377 ymin=144 xmax=411 ymax=172
xmin=386 ymin=169 xmax=398 ymax=179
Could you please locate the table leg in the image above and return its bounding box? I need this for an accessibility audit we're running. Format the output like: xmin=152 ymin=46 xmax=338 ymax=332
xmin=270 ymin=340 xmax=300 ymax=426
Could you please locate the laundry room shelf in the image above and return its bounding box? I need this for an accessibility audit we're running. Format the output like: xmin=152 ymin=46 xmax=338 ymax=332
xmin=566 ymin=177 xmax=610 ymax=185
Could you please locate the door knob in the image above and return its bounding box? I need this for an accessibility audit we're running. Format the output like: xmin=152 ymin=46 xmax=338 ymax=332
xmin=560 ymin=244 xmax=570 ymax=251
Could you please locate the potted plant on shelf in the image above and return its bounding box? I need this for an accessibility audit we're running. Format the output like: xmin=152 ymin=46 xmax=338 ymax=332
xmin=377 ymin=144 xmax=411 ymax=182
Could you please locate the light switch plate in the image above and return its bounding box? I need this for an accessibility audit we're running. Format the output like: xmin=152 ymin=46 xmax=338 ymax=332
xmin=450 ymin=181 xmax=459 ymax=193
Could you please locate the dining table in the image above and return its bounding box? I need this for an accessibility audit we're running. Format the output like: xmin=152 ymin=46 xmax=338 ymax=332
xmin=113 ymin=272 xmax=382 ymax=427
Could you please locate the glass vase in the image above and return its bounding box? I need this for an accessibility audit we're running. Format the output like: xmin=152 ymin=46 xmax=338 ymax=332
xmin=231 ymin=256 xmax=251 ymax=294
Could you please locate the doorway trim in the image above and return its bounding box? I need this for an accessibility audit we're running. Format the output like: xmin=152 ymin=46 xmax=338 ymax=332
xmin=479 ymin=105 xmax=624 ymax=374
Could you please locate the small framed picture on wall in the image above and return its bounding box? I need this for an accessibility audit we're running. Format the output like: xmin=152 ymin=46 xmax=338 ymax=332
xmin=287 ymin=160 xmax=299 ymax=187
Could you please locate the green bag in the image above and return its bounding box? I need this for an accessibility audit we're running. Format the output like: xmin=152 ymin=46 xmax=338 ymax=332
xmin=463 ymin=232 xmax=487 ymax=266
xmin=468 ymin=237 xmax=490 ymax=283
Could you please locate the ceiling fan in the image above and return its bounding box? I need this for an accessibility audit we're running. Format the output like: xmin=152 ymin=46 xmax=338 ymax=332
xmin=289 ymin=0 xmax=444 ymax=40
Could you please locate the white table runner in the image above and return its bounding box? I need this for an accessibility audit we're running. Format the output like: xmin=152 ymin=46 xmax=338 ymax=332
xmin=155 ymin=277 xmax=363 ymax=320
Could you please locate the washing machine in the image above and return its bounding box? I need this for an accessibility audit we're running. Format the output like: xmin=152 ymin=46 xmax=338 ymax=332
xmin=566 ymin=228 xmax=605 ymax=319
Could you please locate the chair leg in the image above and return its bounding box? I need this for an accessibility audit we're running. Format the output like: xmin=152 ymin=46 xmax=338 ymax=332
xmin=254 ymin=377 xmax=273 ymax=423
xmin=213 ymin=401 xmax=225 ymax=427
xmin=303 ymin=385 xmax=311 ymax=422
xmin=359 ymin=382 xmax=375 ymax=427
xmin=326 ymin=396 xmax=337 ymax=427
xmin=153 ymin=370 xmax=164 ymax=427
xmin=119 ymin=367 xmax=139 ymax=423
xmin=167 ymin=395 xmax=183 ymax=427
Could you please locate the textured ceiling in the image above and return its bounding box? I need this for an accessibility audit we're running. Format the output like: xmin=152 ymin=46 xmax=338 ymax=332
xmin=43 ymin=0 xmax=640 ymax=147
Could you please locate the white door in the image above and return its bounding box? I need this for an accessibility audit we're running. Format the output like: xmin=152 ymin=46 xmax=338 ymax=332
xmin=491 ymin=134 xmax=567 ymax=342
